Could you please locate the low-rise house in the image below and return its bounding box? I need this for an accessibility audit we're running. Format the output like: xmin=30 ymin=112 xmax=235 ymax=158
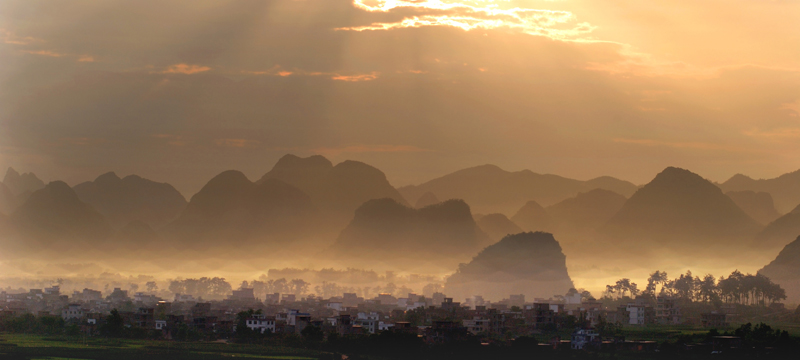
xmin=245 ymin=314 xmax=276 ymax=334
xmin=656 ymin=297 xmax=681 ymax=325
xmin=62 ymin=304 xmax=84 ymax=321
xmin=463 ymin=317 xmax=490 ymax=335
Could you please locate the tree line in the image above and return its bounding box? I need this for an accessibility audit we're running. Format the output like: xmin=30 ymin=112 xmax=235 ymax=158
xmin=604 ymin=269 xmax=786 ymax=305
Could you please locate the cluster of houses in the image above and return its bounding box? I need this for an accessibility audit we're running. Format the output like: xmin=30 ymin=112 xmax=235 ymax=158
xmin=0 ymin=285 xmax=738 ymax=349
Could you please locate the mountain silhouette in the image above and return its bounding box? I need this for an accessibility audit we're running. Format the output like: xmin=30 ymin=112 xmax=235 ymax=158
xmin=476 ymin=213 xmax=523 ymax=241
xmin=397 ymin=164 xmax=637 ymax=215
xmin=600 ymin=167 xmax=762 ymax=248
xmin=547 ymin=188 xmax=627 ymax=235
xmin=0 ymin=182 xmax=15 ymax=214
xmin=328 ymin=198 xmax=490 ymax=271
xmin=726 ymin=190 xmax=781 ymax=225
xmin=754 ymin=205 xmax=800 ymax=250
xmin=719 ymin=170 xmax=800 ymax=213
xmin=113 ymin=220 xmax=161 ymax=249
xmin=444 ymin=232 xmax=574 ymax=301
xmin=510 ymin=200 xmax=552 ymax=232
xmin=9 ymin=181 xmax=112 ymax=249
xmin=758 ymin=235 xmax=800 ymax=301
xmin=258 ymin=154 xmax=408 ymax=227
xmin=73 ymin=172 xmax=187 ymax=229
xmin=163 ymin=170 xmax=317 ymax=246
xmin=414 ymin=191 xmax=440 ymax=209
xmin=3 ymin=168 xmax=45 ymax=197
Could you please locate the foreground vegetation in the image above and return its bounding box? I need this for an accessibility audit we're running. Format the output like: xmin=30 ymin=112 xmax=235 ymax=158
xmin=2 ymin=321 xmax=800 ymax=360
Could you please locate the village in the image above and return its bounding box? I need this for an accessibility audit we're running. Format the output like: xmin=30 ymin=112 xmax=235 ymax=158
xmin=2 ymin=283 xmax=786 ymax=354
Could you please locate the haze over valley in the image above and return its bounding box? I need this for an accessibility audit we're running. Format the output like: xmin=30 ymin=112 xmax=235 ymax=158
xmin=2 ymin=156 xmax=800 ymax=303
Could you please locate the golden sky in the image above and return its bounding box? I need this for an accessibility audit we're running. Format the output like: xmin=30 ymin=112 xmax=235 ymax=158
xmin=1 ymin=0 xmax=799 ymax=195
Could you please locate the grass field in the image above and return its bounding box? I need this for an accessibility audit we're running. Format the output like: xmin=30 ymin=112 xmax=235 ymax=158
xmin=0 ymin=334 xmax=322 ymax=360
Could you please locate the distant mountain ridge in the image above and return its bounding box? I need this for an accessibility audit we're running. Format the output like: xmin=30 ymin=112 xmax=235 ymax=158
xmin=719 ymin=170 xmax=800 ymax=213
xmin=398 ymin=164 xmax=637 ymax=215
xmin=3 ymin=168 xmax=45 ymax=196
xmin=73 ymin=172 xmax=187 ymax=229
xmin=476 ymin=213 xmax=523 ymax=241
xmin=258 ymin=154 xmax=409 ymax=226
xmin=328 ymin=198 xmax=490 ymax=271
xmin=725 ymin=190 xmax=781 ymax=225
xmin=444 ymin=232 xmax=574 ymax=301
xmin=754 ymin=205 xmax=800 ymax=250
xmin=0 ymin=182 xmax=14 ymax=215
xmin=600 ymin=167 xmax=763 ymax=248
xmin=9 ymin=181 xmax=113 ymax=250
xmin=546 ymin=188 xmax=627 ymax=235
xmin=163 ymin=170 xmax=318 ymax=246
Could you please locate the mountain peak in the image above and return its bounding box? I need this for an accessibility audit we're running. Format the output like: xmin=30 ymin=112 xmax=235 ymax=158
xmin=4 ymin=167 xmax=20 ymax=183
xmin=271 ymin=154 xmax=333 ymax=173
xmin=2 ymin=168 xmax=45 ymax=196
xmin=602 ymin=167 xmax=762 ymax=246
xmin=444 ymin=231 xmax=574 ymax=300
xmin=414 ymin=191 xmax=439 ymax=208
xmin=95 ymin=172 xmax=121 ymax=185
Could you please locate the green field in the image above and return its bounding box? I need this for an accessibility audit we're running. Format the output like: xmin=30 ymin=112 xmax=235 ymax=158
xmin=0 ymin=334 xmax=322 ymax=360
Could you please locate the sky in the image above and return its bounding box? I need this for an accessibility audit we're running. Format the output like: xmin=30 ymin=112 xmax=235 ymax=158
xmin=1 ymin=0 xmax=799 ymax=197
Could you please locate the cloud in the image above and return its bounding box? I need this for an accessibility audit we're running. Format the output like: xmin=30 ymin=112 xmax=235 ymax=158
xmin=339 ymin=0 xmax=595 ymax=41
xmin=78 ymin=55 xmax=95 ymax=62
xmin=21 ymin=50 xmax=66 ymax=57
xmin=244 ymin=66 xmax=378 ymax=81
xmin=331 ymin=72 xmax=379 ymax=82
xmin=1 ymin=28 xmax=42 ymax=45
xmin=742 ymin=128 xmax=800 ymax=141
xmin=160 ymin=63 xmax=211 ymax=74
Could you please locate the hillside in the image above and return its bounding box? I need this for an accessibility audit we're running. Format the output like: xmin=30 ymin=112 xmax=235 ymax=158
xmin=3 ymin=168 xmax=45 ymax=196
xmin=754 ymin=205 xmax=800 ymax=250
xmin=476 ymin=213 xmax=523 ymax=241
xmin=163 ymin=170 xmax=318 ymax=247
xmin=759 ymin=236 xmax=800 ymax=301
xmin=328 ymin=198 xmax=490 ymax=272
xmin=719 ymin=170 xmax=800 ymax=213
xmin=725 ymin=190 xmax=782 ymax=225
xmin=258 ymin=154 xmax=409 ymax=227
xmin=600 ymin=167 xmax=763 ymax=249
xmin=510 ymin=201 xmax=552 ymax=233
xmin=73 ymin=172 xmax=187 ymax=229
xmin=546 ymin=188 xmax=627 ymax=235
xmin=444 ymin=232 xmax=574 ymax=301
xmin=10 ymin=181 xmax=113 ymax=249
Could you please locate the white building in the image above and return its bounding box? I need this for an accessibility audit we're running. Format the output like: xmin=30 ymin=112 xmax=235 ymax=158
xmin=378 ymin=321 xmax=394 ymax=331
xmin=245 ymin=315 xmax=276 ymax=334
xmin=156 ymin=320 xmax=167 ymax=330
xmin=326 ymin=302 xmax=343 ymax=311
xmin=62 ymin=304 xmax=84 ymax=321
xmin=626 ymin=304 xmax=646 ymax=325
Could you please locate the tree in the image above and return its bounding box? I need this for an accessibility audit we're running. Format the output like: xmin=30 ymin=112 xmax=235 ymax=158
xmin=103 ymin=309 xmax=125 ymax=337
xmin=301 ymin=325 xmax=324 ymax=343
xmin=646 ymin=270 xmax=668 ymax=296
xmin=145 ymin=281 xmax=158 ymax=293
